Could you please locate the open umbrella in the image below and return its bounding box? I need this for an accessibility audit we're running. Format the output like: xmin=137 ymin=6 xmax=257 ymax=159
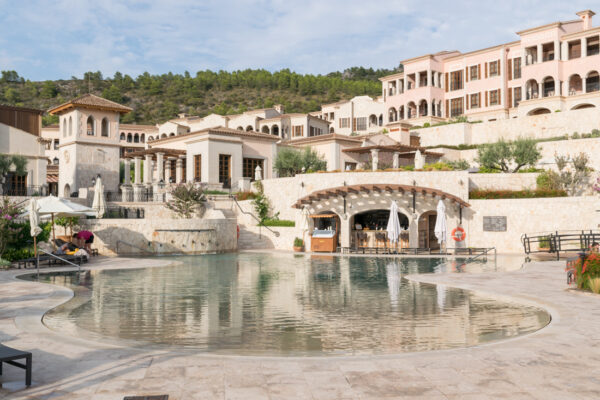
xmin=22 ymin=196 xmax=95 ymax=247
xmin=434 ymin=200 xmax=447 ymax=252
xmin=386 ymin=200 xmax=401 ymax=251
xmin=92 ymin=177 xmax=106 ymax=218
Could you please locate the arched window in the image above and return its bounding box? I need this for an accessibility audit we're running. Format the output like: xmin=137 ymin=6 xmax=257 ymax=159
xmin=86 ymin=116 xmax=95 ymax=136
xmin=120 ymin=132 xmax=125 ymax=140
xmin=134 ymin=133 xmax=140 ymax=143
xmin=62 ymin=118 xmax=67 ymax=137
xmin=148 ymin=136 xmax=154 ymax=141
xmin=127 ymin=133 xmax=132 ymax=143
xmin=586 ymin=71 xmax=599 ymax=93
xmin=68 ymin=116 xmax=72 ymax=136
xmin=101 ymin=118 xmax=109 ymax=137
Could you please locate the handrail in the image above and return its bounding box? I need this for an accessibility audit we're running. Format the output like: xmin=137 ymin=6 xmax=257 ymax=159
xmin=116 ymin=239 xmax=153 ymax=254
xmin=228 ymin=195 xmax=280 ymax=237
xmin=460 ymin=247 xmax=496 ymax=264
xmin=37 ymin=248 xmax=82 ymax=272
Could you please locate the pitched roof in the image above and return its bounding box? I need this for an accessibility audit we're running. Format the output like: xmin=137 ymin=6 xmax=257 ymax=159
xmin=281 ymin=133 xmax=362 ymax=145
xmin=148 ymin=126 xmax=281 ymax=145
xmin=119 ymin=124 xmax=158 ymax=131
xmin=48 ymin=94 xmax=132 ymax=115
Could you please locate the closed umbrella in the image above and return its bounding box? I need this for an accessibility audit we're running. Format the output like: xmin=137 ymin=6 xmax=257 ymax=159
xmin=92 ymin=177 xmax=106 ymax=218
xmin=434 ymin=200 xmax=447 ymax=253
xmin=386 ymin=261 xmax=401 ymax=309
xmin=28 ymin=197 xmax=42 ymax=257
xmin=386 ymin=201 xmax=401 ymax=251
xmin=300 ymin=206 xmax=310 ymax=245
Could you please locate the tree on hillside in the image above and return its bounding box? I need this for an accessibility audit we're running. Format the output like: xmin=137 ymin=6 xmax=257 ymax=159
xmin=477 ymin=138 xmax=541 ymax=173
xmin=40 ymin=81 xmax=58 ymax=98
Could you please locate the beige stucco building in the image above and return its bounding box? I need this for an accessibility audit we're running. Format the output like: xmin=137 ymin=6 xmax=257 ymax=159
xmin=312 ymin=95 xmax=385 ymax=136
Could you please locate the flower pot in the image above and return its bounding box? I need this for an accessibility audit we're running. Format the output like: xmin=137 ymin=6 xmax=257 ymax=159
xmin=293 ymin=246 xmax=304 ymax=252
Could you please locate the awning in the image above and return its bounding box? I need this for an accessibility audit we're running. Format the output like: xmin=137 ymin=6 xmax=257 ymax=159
xmin=309 ymin=214 xmax=337 ymax=218
xmin=47 ymin=174 xmax=58 ymax=183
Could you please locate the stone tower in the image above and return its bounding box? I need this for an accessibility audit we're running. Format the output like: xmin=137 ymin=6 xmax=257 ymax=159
xmin=48 ymin=94 xmax=132 ymax=197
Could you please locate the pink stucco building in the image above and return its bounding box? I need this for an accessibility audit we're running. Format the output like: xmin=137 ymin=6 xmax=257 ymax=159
xmin=381 ymin=10 xmax=600 ymax=124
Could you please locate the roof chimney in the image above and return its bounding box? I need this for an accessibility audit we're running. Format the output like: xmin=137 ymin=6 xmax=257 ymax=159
xmin=273 ymin=104 xmax=284 ymax=114
xmin=577 ymin=10 xmax=595 ymax=30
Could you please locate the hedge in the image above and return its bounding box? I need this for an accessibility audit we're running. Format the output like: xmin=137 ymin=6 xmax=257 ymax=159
xmin=469 ymin=189 xmax=567 ymax=199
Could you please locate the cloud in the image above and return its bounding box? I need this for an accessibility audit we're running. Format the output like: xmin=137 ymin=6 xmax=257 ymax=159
xmin=0 ymin=0 xmax=594 ymax=80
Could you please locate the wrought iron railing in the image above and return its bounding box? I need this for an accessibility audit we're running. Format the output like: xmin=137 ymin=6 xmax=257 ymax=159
xmin=521 ymin=230 xmax=600 ymax=260
xmin=1 ymin=185 xmax=48 ymax=197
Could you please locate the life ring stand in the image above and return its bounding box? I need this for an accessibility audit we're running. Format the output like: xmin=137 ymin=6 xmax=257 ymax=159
xmin=451 ymin=227 xmax=466 ymax=242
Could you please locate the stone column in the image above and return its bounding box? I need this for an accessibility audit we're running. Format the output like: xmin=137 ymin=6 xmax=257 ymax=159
xmin=554 ymin=40 xmax=560 ymax=61
xmin=370 ymin=149 xmax=379 ymax=171
xmin=339 ymin=214 xmax=350 ymax=248
xmin=144 ymin=154 xmax=153 ymax=184
xmin=427 ymin=70 xmax=432 ymax=87
xmin=403 ymin=76 xmax=408 ymax=91
xmin=415 ymin=72 xmax=420 ymax=88
xmin=165 ymin=157 xmax=173 ymax=184
xmin=156 ymin=152 xmax=165 ymax=183
xmin=582 ymin=37 xmax=587 ymax=58
xmin=133 ymin=157 xmax=141 ymax=184
xmin=537 ymin=43 xmax=543 ymax=63
xmin=538 ymin=82 xmax=543 ymax=98
xmin=409 ymin=211 xmax=419 ymax=248
xmin=123 ymin=158 xmax=131 ymax=185
xmin=392 ymin=152 xmax=400 ymax=169
xmin=562 ymin=41 xmax=569 ymax=61
xmin=176 ymin=157 xmax=184 ymax=183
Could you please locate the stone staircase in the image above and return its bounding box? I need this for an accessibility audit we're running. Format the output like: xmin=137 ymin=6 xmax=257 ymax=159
xmin=237 ymin=225 xmax=274 ymax=250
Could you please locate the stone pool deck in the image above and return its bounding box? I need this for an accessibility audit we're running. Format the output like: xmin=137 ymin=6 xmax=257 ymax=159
xmin=0 ymin=256 xmax=599 ymax=399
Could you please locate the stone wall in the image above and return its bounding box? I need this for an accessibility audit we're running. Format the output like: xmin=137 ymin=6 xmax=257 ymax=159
xmin=466 ymin=196 xmax=600 ymax=253
xmin=260 ymin=171 xmax=470 ymax=221
xmin=80 ymin=216 xmax=237 ymax=255
xmin=417 ymin=107 xmax=600 ymax=147
xmin=468 ymin=173 xmax=539 ymax=191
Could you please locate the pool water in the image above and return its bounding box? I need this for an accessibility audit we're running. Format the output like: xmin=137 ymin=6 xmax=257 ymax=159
xmin=24 ymin=253 xmax=549 ymax=356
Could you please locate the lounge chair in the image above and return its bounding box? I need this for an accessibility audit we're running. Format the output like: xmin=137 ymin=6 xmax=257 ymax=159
xmin=0 ymin=344 xmax=32 ymax=386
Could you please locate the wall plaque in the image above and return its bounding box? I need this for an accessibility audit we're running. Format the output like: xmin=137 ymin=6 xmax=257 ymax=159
xmin=483 ymin=216 xmax=507 ymax=232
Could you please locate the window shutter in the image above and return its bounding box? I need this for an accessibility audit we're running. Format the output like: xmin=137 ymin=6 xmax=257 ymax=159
xmin=445 ymin=73 xmax=449 ymax=93
xmin=477 ymin=64 xmax=481 ymax=79
xmin=508 ymin=88 xmax=513 ymax=108
xmin=465 ymin=67 xmax=469 ymax=82
xmin=507 ymin=59 xmax=512 ymax=80
xmin=485 ymin=91 xmax=488 ymax=107
xmin=445 ymin=100 xmax=449 ymax=118
xmin=497 ymin=59 xmax=501 ymax=75
xmin=485 ymin=63 xmax=488 ymax=78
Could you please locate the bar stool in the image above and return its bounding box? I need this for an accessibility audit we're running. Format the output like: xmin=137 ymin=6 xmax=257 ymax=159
xmin=375 ymin=232 xmax=387 ymax=250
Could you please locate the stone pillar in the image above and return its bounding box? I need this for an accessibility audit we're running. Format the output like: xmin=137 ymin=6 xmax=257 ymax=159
xmin=153 ymin=181 xmax=166 ymax=202
xmin=123 ymin=158 xmax=131 ymax=185
xmin=133 ymin=184 xmax=144 ymax=202
xmin=427 ymin=70 xmax=432 ymax=87
xmin=121 ymin=185 xmax=132 ymax=202
xmin=537 ymin=43 xmax=543 ymax=63
xmin=392 ymin=152 xmax=400 ymax=169
xmin=133 ymin=157 xmax=141 ymax=184
xmin=165 ymin=157 xmax=173 ymax=184
xmin=415 ymin=72 xmax=420 ymax=88
xmin=562 ymin=41 xmax=569 ymax=61
xmin=156 ymin=152 xmax=165 ymax=183
xmin=409 ymin=211 xmax=419 ymax=248
xmin=176 ymin=157 xmax=184 ymax=183
xmin=582 ymin=37 xmax=587 ymax=58
xmin=554 ymin=40 xmax=560 ymax=61
xmin=370 ymin=149 xmax=379 ymax=171
xmin=144 ymin=154 xmax=153 ymax=184
xmin=538 ymin=82 xmax=543 ymax=98
xmin=339 ymin=215 xmax=350 ymax=248
xmin=403 ymin=76 xmax=408 ymax=91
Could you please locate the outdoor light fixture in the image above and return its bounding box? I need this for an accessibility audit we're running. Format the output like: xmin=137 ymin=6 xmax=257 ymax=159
xmin=91 ymin=177 xmax=96 ymax=186
xmin=169 ymin=177 xmax=174 ymax=183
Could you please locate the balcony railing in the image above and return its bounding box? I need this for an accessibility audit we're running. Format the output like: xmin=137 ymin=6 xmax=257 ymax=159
xmin=1 ymin=185 xmax=48 ymax=197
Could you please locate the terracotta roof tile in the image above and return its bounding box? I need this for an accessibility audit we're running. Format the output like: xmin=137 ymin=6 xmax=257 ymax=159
xmin=49 ymin=94 xmax=132 ymax=115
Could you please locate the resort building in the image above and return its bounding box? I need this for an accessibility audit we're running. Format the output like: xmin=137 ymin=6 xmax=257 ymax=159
xmin=118 ymin=124 xmax=157 ymax=157
xmin=381 ymin=10 xmax=600 ymax=125
xmin=311 ymin=95 xmax=385 ymax=136
xmin=48 ymin=94 xmax=132 ymax=197
xmin=0 ymin=104 xmax=48 ymax=195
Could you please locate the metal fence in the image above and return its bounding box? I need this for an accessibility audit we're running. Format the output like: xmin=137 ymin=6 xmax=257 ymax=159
xmin=102 ymin=206 xmax=145 ymax=219
xmin=521 ymin=230 xmax=600 ymax=260
xmin=1 ymin=185 xmax=48 ymax=197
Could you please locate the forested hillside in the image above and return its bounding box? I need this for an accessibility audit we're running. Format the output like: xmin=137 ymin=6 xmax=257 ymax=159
xmin=0 ymin=66 xmax=399 ymax=126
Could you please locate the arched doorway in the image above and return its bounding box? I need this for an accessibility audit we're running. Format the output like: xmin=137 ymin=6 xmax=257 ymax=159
xmin=245 ymin=125 xmax=254 ymax=132
xmin=63 ymin=183 xmax=71 ymax=198
xmin=569 ymin=74 xmax=582 ymax=95
xmin=351 ymin=209 xmax=410 ymax=249
xmin=261 ymin=126 xmax=270 ymax=134
xmin=527 ymin=108 xmax=551 ymax=116
xmin=542 ymin=77 xmax=555 ymax=97
xmin=526 ymin=79 xmax=539 ymax=100
xmin=418 ymin=211 xmax=439 ymax=250
xmin=272 ymin=125 xmax=279 ymax=136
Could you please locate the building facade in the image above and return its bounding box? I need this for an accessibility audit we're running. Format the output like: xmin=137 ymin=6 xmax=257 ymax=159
xmin=312 ymin=95 xmax=385 ymax=136
xmin=381 ymin=10 xmax=600 ymax=125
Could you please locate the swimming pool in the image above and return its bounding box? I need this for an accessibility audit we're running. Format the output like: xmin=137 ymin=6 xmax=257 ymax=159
xmin=24 ymin=253 xmax=549 ymax=356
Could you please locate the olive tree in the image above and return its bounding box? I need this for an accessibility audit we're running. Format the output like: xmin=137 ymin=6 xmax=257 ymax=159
xmin=165 ymin=183 xmax=206 ymax=218
xmin=476 ymin=138 xmax=541 ymax=173
xmin=274 ymin=147 xmax=327 ymax=177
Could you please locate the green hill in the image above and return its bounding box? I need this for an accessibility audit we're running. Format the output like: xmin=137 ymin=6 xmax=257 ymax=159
xmin=0 ymin=67 xmax=399 ymax=126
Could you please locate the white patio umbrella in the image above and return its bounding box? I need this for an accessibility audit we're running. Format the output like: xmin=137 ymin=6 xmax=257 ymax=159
xmin=434 ymin=200 xmax=447 ymax=252
xmin=22 ymin=195 xmax=95 ymax=246
xmin=386 ymin=200 xmax=401 ymax=247
xmin=300 ymin=206 xmax=310 ymax=245
xmin=28 ymin=198 xmax=42 ymax=257
xmin=386 ymin=261 xmax=402 ymax=309
xmin=92 ymin=177 xmax=106 ymax=218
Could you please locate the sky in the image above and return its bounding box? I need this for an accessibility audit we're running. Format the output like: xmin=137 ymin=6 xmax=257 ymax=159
xmin=0 ymin=0 xmax=595 ymax=81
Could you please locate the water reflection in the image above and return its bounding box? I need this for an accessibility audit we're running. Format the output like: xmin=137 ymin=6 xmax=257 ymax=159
xmin=24 ymin=254 xmax=549 ymax=356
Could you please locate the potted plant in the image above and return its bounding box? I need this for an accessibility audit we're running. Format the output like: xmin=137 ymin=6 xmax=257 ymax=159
xmin=538 ymin=236 xmax=551 ymax=252
xmin=293 ymin=237 xmax=304 ymax=252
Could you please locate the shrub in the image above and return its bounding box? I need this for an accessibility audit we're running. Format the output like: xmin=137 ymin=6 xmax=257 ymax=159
xmin=2 ymin=247 xmax=34 ymax=262
xmin=204 ymin=190 xmax=228 ymax=195
xmin=165 ymin=183 xmax=206 ymax=218
xmin=293 ymin=237 xmax=304 ymax=247
xmin=588 ymin=277 xmax=600 ymax=294
xmin=0 ymin=258 xmax=11 ymax=267
xmin=574 ymin=253 xmax=600 ymax=290
xmin=423 ymin=122 xmax=430 ymax=128
xmin=469 ymin=189 xmax=567 ymax=199
xmin=572 ymin=132 xmax=580 ymax=139
xmin=538 ymin=236 xmax=551 ymax=249
xmin=447 ymin=159 xmax=470 ymax=170
xmin=536 ymin=170 xmax=562 ymax=191
xmin=263 ymin=218 xmax=295 ymax=227
xmin=252 ymin=181 xmax=271 ymax=224
xmin=235 ymin=191 xmax=257 ymax=201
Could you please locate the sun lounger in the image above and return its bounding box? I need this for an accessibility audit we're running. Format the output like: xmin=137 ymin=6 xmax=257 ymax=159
xmin=0 ymin=344 xmax=32 ymax=387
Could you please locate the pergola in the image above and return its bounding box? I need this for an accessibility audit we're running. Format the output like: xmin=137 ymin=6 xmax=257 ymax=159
xmin=292 ymin=184 xmax=470 ymax=209
xmin=342 ymin=144 xmax=443 ymax=168
xmin=122 ymin=148 xmax=187 ymax=185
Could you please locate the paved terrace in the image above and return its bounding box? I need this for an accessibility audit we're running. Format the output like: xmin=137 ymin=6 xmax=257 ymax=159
xmin=0 ymin=256 xmax=599 ymax=400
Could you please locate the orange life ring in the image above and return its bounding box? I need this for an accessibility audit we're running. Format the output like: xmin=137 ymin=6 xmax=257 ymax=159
xmin=451 ymin=227 xmax=466 ymax=242
xmin=237 ymin=225 xmax=240 ymax=239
